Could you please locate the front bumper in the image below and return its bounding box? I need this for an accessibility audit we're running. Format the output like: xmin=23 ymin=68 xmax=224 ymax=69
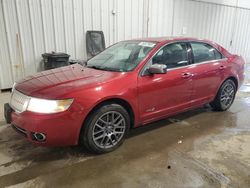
xmin=5 ymin=103 xmax=86 ymax=147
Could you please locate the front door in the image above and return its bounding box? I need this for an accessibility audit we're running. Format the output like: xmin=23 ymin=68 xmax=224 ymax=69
xmin=138 ymin=42 xmax=193 ymax=124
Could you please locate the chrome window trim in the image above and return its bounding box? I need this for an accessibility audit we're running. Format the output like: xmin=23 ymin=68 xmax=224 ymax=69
xmin=140 ymin=40 xmax=227 ymax=76
xmin=166 ymin=58 xmax=227 ymax=72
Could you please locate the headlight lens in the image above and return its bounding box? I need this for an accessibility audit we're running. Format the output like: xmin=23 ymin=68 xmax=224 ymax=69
xmin=27 ymin=98 xmax=74 ymax=114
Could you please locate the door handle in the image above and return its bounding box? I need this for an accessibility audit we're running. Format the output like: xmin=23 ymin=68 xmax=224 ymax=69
xmin=182 ymin=72 xmax=193 ymax=78
xmin=219 ymin=65 xmax=226 ymax=70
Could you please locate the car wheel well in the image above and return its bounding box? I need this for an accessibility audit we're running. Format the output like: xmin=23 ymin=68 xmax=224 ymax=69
xmin=226 ymin=76 xmax=238 ymax=90
xmin=83 ymin=98 xmax=135 ymax=130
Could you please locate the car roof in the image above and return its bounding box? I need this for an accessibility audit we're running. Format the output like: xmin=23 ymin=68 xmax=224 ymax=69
xmin=127 ymin=36 xmax=212 ymax=43
xmin=123 ymin=37 xmax=230 ymax=57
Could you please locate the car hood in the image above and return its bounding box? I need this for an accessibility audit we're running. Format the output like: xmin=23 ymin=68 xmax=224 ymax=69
xmin=15 ymin=64 xmax=122 ymax=99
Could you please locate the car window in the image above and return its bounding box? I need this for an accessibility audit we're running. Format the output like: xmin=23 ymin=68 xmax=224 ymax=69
xmin=152 ymin=43 xmax=189 ymax=69
xmin=190 ymin=42 xmax=223 ymax=63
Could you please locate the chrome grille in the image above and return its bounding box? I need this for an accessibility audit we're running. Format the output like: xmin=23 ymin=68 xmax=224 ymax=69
xmin=10 ymin=89 xmax=30 ymax=113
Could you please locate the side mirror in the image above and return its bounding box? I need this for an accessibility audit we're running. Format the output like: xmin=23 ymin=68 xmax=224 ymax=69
xmin=148 ymin=64 xmax=167 ymax=74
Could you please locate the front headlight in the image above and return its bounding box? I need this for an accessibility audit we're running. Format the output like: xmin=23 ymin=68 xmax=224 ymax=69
xmin=27 ymin=98 xmax=74 ymax=114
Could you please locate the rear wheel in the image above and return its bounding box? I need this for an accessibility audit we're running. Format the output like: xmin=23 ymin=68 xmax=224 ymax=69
xmin=210 ymin=79 xmax=236 ymax=111
xmin=81 ymin=104 xmax=130 ymax=153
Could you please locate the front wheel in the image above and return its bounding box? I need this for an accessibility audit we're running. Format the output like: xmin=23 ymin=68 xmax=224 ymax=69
xmin=210 ymin=79 xmax=236 ymax=111
xmin=81 ymin=104 xmax=130 ymax=153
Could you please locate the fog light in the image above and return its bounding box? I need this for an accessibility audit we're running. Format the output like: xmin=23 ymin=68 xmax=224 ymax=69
xmin=32 ymin=132 xmax=46 ymax=142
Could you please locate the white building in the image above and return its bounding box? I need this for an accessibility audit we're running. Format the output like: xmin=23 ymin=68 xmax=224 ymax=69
xmin=1 ymin=0 xmax=250 ymax=89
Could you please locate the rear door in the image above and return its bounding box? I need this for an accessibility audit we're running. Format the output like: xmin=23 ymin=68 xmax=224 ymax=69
xmin=188 ymin=42 xmax=227 ymax=105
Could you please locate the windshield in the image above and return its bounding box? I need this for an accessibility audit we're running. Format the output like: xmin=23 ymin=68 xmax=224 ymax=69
xmin=86 ymin=41 xmax=156 ymax=72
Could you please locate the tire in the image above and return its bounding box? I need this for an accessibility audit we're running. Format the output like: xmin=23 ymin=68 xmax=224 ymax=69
xmin=210 ymin=79 xmax=236 ymax=111
xmin=80 ymin=103 xmax=130 ymax=154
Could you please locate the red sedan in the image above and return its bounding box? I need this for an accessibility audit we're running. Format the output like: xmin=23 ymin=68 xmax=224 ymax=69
xmin=4 ymin=37 xmax=245 ymax=153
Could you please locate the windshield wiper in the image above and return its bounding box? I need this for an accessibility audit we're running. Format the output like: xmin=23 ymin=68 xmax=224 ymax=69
xmin=87 ymin=65 xmax=122 ymax=72
xmin=87 ymin=65 xmax=104 ymax=70
xmin=102 ymin=67 xmax=122 ymax=72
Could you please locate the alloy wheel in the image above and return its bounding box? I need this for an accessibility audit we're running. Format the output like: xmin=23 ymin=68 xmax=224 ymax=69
xmin=92 ymin=111 xmax=126 ymax=149
xmin=220 ymin=82 xmax=235 ymax=108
